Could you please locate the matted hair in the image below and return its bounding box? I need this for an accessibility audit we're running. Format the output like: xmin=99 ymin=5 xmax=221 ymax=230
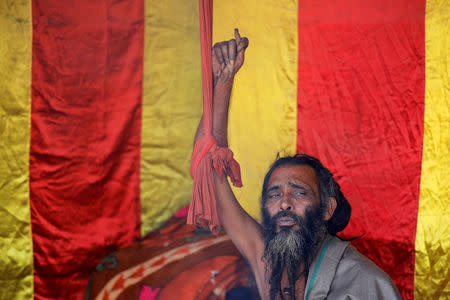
xmin=261 ymin=153 xmax=351 ymax=235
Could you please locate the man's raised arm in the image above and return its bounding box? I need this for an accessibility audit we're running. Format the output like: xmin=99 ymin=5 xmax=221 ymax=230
xmin=193 ymin=30 xmax=265 ymax=270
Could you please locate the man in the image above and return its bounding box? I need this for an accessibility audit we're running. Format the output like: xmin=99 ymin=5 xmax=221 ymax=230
xmin=194 ymin=29 xmax=401 ymax=300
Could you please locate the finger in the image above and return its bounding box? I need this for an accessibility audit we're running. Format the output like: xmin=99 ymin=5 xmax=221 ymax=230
xmin=214 ymin=43 xmax=226 ymax=81
xmin=214 ymin=43 xmax=226 ymax=78
xmin=219 ymin=42 xmax=232 ymax=81
xmin=220 ymin=41 xmax=230 ymax=65
xmin=234 ymin=28 xmax=241 ymax=45
xmin=235 ymin=37 xmax=248 ymax=72
xmin=237 ymin=37 xmax=249 ymax=53
xmin=214 ymin=43 xmax=225 ymax=66
xmin=212 ymin=48 xmax=221 ymax=79
xmin=228 ymin=39 xmax=237 ymax=67
xmin=212 ymin=47 xmax=219 ymax=66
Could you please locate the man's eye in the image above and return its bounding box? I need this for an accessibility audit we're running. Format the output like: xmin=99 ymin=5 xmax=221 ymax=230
xmin=269 ymin=193 xmax=281 ymax=198
xmin=294 ymin=191 xmax=306 ymax=196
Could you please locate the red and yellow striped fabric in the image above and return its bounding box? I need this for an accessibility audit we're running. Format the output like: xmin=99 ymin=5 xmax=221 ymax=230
xmin=0 ymin=0 xmax=448 ymax=299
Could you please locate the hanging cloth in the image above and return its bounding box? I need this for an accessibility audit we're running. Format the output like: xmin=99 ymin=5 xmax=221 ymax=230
xmin=188 ymin=0 xmax=242 ymax=234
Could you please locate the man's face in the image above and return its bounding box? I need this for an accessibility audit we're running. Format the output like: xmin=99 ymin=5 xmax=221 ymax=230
xmin=261 ymin=164 xmax=327 ymax=296
xmin=264 ymin=164 xmax=321 ymax=232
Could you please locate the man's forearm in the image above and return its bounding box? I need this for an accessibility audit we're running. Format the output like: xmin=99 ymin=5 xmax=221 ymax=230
xmin=194 ymin=77 xmax=234 ymax=147
xmin=212 ymin=78 xmax=234 ymax=147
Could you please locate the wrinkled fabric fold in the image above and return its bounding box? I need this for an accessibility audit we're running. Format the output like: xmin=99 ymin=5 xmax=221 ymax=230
xmin=30 ymin=0 xmax=143 ymax=298
xmin=297 ymin=1 xmax=425 ymax=298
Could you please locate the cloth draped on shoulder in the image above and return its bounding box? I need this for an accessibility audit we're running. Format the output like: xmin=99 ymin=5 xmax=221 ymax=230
xmin=188 ymin=0 xmax=242 ymax=234
xmin=305 ymin=235 xmax=401 ymax=300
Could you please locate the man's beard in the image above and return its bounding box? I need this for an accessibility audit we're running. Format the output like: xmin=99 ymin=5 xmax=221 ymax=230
xmin=261 ymin=205 xmax=327 ymax=300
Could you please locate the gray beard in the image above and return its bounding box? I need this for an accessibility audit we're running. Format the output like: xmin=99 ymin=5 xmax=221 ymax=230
xmin=262 ymin=207 xmax=327 ymax=300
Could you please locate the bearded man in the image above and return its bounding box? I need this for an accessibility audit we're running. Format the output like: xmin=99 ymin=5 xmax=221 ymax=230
xmin=194 ymin=30 xmax=401 ymax=300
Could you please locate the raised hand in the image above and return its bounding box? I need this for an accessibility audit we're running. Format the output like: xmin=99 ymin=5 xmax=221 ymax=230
xmin=212 ymin=29 xmax=249 ymax=86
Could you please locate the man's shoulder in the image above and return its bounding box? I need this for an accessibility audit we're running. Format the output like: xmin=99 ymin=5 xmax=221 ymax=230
xmin=337 ymin=243 xmax=390 ymax=279
xmin=305 ymin=235 xmax=402 ymax=299
xmin=329 ymin=240 xmax=402 ymax=299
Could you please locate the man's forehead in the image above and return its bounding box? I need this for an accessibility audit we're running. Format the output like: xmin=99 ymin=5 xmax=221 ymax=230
xmin=267 ymin=164 xmax=319 ymax=191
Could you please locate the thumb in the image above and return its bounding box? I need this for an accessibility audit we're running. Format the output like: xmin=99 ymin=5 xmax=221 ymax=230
xmin=237 ymin=37 xmax=249 ymax=53
xmin=235 ymin=38 xmax=248 ymax=71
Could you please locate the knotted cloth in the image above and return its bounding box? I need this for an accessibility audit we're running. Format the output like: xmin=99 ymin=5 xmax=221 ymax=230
xmin=188 ymin=0 xmax=242 ymax=234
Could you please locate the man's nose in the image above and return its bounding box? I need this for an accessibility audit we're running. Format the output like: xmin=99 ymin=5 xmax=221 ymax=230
xmin=280 ymin=196 xmax=292 ymax=211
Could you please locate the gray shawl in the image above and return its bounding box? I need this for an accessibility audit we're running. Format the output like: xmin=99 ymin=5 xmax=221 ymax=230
xmin=304 ymin=235 xmax=402 ymax=300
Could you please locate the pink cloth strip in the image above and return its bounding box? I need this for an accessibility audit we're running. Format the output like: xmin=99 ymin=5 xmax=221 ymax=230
xmin=188 ymin=0 xmax=242 ymax=234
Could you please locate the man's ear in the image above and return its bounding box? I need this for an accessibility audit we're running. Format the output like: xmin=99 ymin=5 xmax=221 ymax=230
xmin=324 ymin=197 xmax=337 ymax=221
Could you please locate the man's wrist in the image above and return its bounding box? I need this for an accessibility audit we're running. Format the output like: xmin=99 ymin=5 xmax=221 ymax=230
xmin=214 ymin=75 xmax=234 ymax=90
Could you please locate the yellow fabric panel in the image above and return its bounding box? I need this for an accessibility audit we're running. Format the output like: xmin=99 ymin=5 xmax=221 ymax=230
xmin=0 ymin=0 xmax=34 ymax=298
xmin=415 ymin=0 xmax=450 ymax=298
xmin=141 ymin=0 xmax=202 ymax=234
xmin=213 ymin=1 xmax=298 ymax=220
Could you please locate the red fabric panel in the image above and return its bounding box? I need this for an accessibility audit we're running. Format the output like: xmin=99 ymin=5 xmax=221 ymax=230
xmin=297 ymin=1 xmax=424 ymax=299
xmin=30 ymin=0 xmax=143 ymax=298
